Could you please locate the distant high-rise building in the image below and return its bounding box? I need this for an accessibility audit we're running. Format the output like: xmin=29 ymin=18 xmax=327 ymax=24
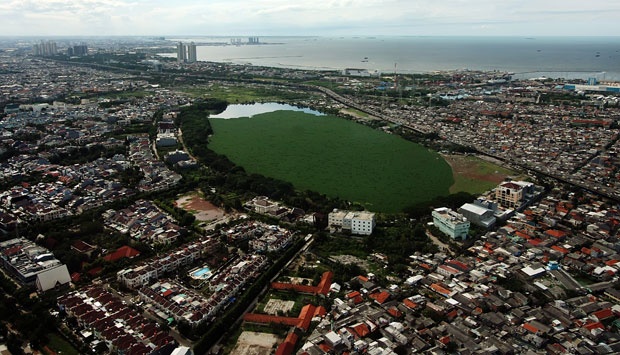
xmin=73 ymin=44 xmax=88 ymax=56
xmin=177 ymin=42 xmax=187 ymax=63
xmin=32 ymin=40 xmax=57 ymax=56
xmin=187 ymin=42 xmax=197 ymax=63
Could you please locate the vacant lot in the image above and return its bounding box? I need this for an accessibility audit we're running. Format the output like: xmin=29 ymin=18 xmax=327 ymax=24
xmin=209 ymin=111 xmax=453 ymax=212
xmin=443 ymin=154 xmax=517 ymax=194
xmin=175 ymin=191 xmax=225 ymax=222
xmin=230 ymin=331 xmax=279 ymax=355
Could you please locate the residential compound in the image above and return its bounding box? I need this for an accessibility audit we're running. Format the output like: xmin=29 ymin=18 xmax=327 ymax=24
xmin=102 ymin=199 xmax=184 ymax=246
xmin=328 ymin=209 xmax=376 ymax=235
xmin=432 ymin=207 xmax=470 ymax=240
xmin=57 ymin=286 xmax=176 ymax=355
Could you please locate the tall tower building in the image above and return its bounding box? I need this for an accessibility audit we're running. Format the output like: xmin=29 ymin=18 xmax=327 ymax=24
xmin=33 ymin=40 xmax=57 ymax=56
xmin=187 ymin=42 xmax=197 ymax=63
xmin=177 ymin=42 xmax=187 ymax=63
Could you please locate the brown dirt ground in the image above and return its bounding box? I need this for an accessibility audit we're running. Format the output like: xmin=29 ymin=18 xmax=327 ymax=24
xmin=230 ymin=331 xmax=280 ymax=355
xmin=175 ymin=192 xmax=225 ymax=222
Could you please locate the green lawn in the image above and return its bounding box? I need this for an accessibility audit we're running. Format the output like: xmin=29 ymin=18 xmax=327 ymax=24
xmin=46 ymin=333 xmax=79 ymax=355
xmin=448 ymin=155 xmax=517 ymax=194
xmin=181 ymin=84 xmax=309 ymax=103
xmin=208 ymin=111 xmax=453 ymax=212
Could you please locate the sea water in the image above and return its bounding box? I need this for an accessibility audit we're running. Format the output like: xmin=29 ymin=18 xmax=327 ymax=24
xmin=166 ymin=36 xmax=620 ymax=81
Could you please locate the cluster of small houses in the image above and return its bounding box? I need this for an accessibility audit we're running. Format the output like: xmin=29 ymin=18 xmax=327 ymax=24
xmin=103 ymin=199 xmax=185 ymax=246
xmin=57 ymin=286 xmax=179 ymax=355
xmin=350 ymin=75 xmax=620 ymax=199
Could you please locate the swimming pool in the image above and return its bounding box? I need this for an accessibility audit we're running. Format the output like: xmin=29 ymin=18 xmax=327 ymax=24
xmin=189 ymin=266 xmax=213 ymax=280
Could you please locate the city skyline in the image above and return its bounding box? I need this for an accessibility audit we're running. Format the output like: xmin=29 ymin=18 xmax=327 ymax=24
xmin=0 ymin=0 xmax=619 ymax=37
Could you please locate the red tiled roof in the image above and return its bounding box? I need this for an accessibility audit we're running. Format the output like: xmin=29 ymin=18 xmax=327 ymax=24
xmin=315 ymin=272 xmax=333 ymax=295
xmin=388 ymin=308 xmax=402 ymax=318
xmin=551 ymin=245 xmax=569 ymax=254
xmin=419 ymin=263 xmax=433 ymax=270
xmin=430 ymin=283 xmax=452 ymax=297
xmin=103 ymin=245 xmax=140 ymax=262
xmin=346 ymin=291 xmax=361 ymax=299
xmin=3 ymin=245 xmax=22 ymax=256
xmin=271 ymin=271 xmax=333 ymax=296
xmin=351 ymin=323 xmax=370 ymax=338
xmin=515 ymin=231 xmax=531 ymax=239
xmin=528 ymin=238 xmax=543 ymax=246
xmin=403 ymin=298 xmax=418 ymax=309
xmin=275 ymin=332 xmax=299 ymax=355
xmin=523 ymin=322 xmax=539 ymax=334
xmin=243 ymin=313 xmax=299 ymax=328
xmin=545 ymin=229 xmax=567 ymax=238
xmin=318 ymin=343 xmax=332 ymax=352
xmin=593 ymin=308 xmax=614 ymax=321
xmin=446 ymin=259 xmax=469 ymax=271
xmin=296 ymin=304 xmax=317 ymax=331
xmin=446 ymin=309 xmax=459 ymax=319
xmin=314 ymin=306 xmax=327 ymax=317
xmin=369 ymin=291 xmax=390 ymax=304
xmin=583 ymin=321 xmax=604 ymax=331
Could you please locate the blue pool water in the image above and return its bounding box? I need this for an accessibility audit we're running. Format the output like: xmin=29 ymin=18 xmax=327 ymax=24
xmin=191 ymin=266 xmax=212 ymax=278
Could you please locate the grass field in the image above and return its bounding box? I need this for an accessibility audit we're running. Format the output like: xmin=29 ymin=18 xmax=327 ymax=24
xmin=208 ymin=111 xmax=453 ymax=212
xmin=180 ymin=84 xmax=310 ymax=103
xmin=443 ymin=154 xmax=517 ymax=194
xmin=46 ymin=332 xmax=79 ymax=355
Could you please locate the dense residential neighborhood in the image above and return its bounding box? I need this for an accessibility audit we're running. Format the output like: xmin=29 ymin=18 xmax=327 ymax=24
xmin=0 ymin=39 xmax=619 ymax=355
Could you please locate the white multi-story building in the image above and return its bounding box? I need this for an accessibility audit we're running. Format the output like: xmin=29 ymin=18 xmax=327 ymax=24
xmin=187 ymin=42 xmax=197 ymax=63
xmin=328 ymin=209 xmax=375 ymax=235
xmin=432 ymin=207 xmax=470 ymax=241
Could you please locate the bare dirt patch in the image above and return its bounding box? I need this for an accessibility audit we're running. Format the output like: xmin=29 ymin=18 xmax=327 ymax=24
xmin=230 ymin=331 xmax=280 ymax=355
xmin=175 ymin=191 xmax=225 ymax=222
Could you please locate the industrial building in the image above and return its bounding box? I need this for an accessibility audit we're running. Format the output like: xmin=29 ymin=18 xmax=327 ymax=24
xmin=458 ymin=203 xmax=497 ymax=229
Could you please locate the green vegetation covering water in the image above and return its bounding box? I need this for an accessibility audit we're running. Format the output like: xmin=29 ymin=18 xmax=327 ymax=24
xmin=208 ymin=111 xmax=453 ymax=212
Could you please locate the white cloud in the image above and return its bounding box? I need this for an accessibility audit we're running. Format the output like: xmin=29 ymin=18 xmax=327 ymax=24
xmin=1 ymin=0 xmax=619 ymax=36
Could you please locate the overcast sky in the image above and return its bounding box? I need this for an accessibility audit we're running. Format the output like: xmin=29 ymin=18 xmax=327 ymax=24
xmin=1 ymin=0 xmax=619 ymax=37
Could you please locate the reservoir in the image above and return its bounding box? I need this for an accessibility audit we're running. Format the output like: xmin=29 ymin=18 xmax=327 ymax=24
xmin=207 ymin=106 xmax=453 ymax=212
